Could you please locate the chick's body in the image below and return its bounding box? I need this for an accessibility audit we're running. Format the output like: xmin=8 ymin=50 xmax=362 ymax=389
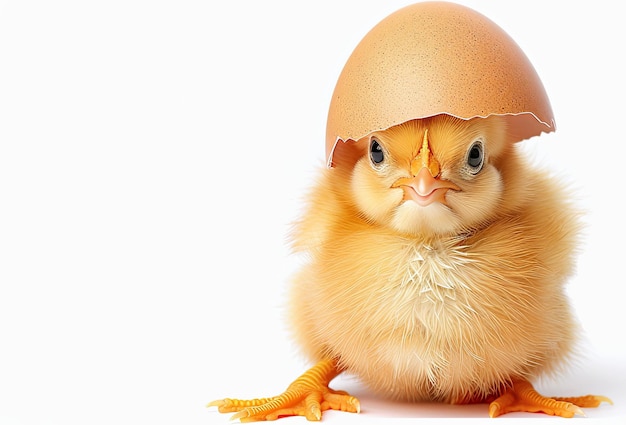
xmin=210 ymin=115 xmax=610 ymax=421
xmin=290 ymin=115 xmax=578 ymax=403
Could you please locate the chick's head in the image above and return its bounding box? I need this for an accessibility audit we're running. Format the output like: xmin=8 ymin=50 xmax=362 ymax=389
xmin=350 ymin=114 xmax=510 ymax=237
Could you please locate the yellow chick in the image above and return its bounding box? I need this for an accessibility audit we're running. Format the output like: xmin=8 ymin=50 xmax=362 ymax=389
xmin=209 ymin=114 xmax=611 ymax=421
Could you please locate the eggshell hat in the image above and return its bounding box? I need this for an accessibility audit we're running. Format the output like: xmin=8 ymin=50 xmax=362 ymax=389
xmin=326 ymin=1 xmax=555 ymax=167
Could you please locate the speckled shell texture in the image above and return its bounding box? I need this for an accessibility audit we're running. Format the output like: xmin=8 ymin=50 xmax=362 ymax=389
xmin=326 ymin=1 xmax=555 ymax=166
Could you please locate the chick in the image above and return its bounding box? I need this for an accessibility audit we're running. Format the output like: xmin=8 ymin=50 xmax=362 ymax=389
xmin=210 ymin=114 xmax=611 ymax=421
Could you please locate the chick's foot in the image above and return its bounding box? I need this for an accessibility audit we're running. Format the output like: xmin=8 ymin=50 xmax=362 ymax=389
xmin=208 ymin=358 xmax=360 ymax=422
xmin=488 ymin=379 xmax=612 ymax=418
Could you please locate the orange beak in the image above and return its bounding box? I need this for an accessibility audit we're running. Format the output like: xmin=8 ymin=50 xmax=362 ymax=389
xmin=391 ymin=129 xmax=460 ymax=207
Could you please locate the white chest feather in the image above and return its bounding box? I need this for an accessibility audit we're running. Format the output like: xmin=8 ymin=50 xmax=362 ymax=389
xmin=385 ymin=240 xmax=478 ymax=331
xmin=399 ymin=242 xmax=472 ymax=297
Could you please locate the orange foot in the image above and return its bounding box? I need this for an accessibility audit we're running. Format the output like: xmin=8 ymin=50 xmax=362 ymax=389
xmin=208 ymin=358 xmax=360 ymax=422
xmin=488 ymin=379 xmax=613 ymax=418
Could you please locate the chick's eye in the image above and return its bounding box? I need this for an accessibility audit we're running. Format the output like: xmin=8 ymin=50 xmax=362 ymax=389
xmin=466 ymin=141 xmax=484 ymax=173
xmin=370 ymin=139 xmax=384 ymax=164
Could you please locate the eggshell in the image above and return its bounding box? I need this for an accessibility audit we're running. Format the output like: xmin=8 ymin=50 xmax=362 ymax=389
xmin=326 ymin=1 xmax=555 ymax=167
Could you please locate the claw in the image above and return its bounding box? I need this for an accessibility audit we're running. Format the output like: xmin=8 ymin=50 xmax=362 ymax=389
xmin=488 ymin=401 xmax=499 ymax=418
xmin=570 ymin=404 xmax=586 ymax=417
xmin=309 ymin=404 xmax=322 ymax=421
xmin=230 ymin=410 xmax=250 ymax=421
xmin=598 ymin=395 xmax=614 ymax=406
xmin=206 ymin=399 xmax=223 ymax=409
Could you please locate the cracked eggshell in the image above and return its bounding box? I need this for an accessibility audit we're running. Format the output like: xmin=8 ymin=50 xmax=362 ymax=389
xmin=326 ymin=1 xmax=555 ymax=167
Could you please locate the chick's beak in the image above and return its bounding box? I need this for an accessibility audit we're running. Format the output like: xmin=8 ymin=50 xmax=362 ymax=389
xmin=391 ymin=129 xmax=460 ymax=207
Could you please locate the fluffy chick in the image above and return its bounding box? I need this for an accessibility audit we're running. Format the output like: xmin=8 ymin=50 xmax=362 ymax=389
xmin=210 ymin=114 xmax=610 ymax=421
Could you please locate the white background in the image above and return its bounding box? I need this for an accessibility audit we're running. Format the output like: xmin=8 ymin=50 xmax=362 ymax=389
xmin=0 ymin=1 xmax=624 ymax=424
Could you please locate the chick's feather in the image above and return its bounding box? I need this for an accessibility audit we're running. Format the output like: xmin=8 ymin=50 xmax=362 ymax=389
xmin=289 ymin=114 xmax=581 ymax=403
